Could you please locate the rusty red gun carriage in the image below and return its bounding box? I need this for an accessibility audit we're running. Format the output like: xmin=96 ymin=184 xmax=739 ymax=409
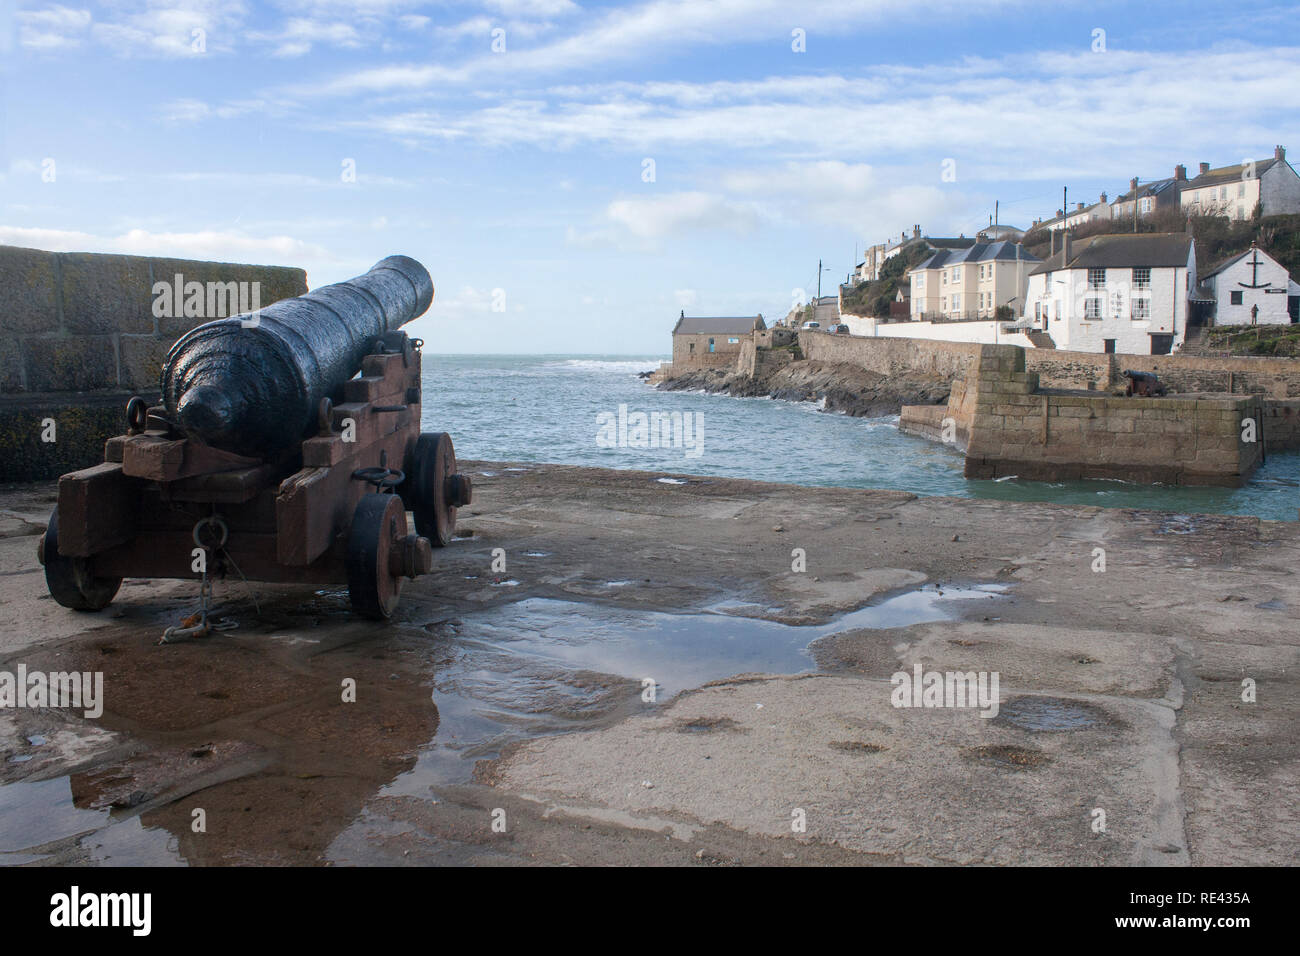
xmin=38 ymin=256 xmax=470 ymax=623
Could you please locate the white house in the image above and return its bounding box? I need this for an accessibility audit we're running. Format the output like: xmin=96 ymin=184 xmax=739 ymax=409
xmin=1023 ymin=233 xmax=1196 ymax=354
xmin=1179 ymin=146 xmax=1300 ymax=221
xmin=1201 ymin=244 xmax=1295 ymax=326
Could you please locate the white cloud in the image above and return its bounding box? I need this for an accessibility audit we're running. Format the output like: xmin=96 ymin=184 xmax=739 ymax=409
xmin=0 ymin=224 xmax=332 ymax=265
xmin=89 ymin=0 xmax=248 ymax=57
xmin=16 ymin=4 xmax=91 ymax=50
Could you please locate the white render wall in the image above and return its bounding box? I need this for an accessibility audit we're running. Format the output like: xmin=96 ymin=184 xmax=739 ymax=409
xmin=1023 ymin=257 xmax=1191 ymax=354
xmin=1209 ymin=251 xmax=1293 ymax=325
xmin=840 ymin=314 xmax=1035 ymax=348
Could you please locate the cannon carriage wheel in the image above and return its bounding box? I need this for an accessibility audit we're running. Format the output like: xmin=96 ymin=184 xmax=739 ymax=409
xmin=346 ymin=494 xmax=409 ymax=620
xmin=400 ymin=432 xmax=471 ymax=548
xmin=39 ymin=508 xmax=122 ymax=611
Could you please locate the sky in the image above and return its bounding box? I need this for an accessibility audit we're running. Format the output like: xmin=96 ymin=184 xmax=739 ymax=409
xmin=1 ymin=0 xmax=1298 ymax=354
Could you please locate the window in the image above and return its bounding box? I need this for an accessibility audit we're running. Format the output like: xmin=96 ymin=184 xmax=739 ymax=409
xmin=916 ymin=274 xmax=924 ymax=288
xmin=1034 ymin=302 xmax=1042 ymax=321
xmin=952 ymin=293 xmax=961 ymax=311
xmin=942 ymin=271 xmax=947 ymax=285
xmin=1088 ymin=268 xmax=1105 ymax=289
xmin=941 ymin=296 xmax=947 ymax=310
xmin=708 ymin=338 xmax=715 ymax=353
xmin=1238 ymin=182 xmax=1245 ymax=197
xmin=1133 ymin=268 xmax=1150 ymax=289
xmin=1104 ymin=339 xmax=1116 ymax=354
xmin=1230 ymin=290 xmax=1243 ymax=305
xmin=1085 ymin=297 xmax=1104 ymax=319
xmin=1220 ymin=186 xmax=1228 ymax=200
xmin=1132 ymin=297 xmax=1150 ymax=320
xmin=952 ymin=266 xmax=961 ymax=281
xmin=1140 ymin=198 xmax=1151 ymax=213
xmin=727 ymin=337 xmax=740 ymax=344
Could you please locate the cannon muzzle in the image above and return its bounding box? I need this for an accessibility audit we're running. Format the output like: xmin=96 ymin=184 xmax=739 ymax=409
xmin=162 ymin=255 xmax=433 ymax=457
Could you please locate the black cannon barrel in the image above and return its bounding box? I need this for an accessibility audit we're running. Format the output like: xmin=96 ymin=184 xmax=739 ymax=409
xmin=162 ymin=255 xmax=433 ymax=457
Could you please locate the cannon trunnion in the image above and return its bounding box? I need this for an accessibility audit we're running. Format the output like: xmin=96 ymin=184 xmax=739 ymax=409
xmin=38 ymin=258 xmax=470 ymax=623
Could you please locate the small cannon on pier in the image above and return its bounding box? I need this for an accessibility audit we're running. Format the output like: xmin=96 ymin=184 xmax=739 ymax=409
xmin=1122 ymin=370 xmax=1168 ymax=398
xmin=38 ymin=256 xmax=471 ymax=624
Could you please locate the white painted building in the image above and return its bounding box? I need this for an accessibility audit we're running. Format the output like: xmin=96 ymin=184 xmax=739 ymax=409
xmin=1180 ymin=146 xmax=1300 ymax=221
xmin=1201 ymin=244 xmax=1295 ymax=326
xmin=1023 ymin=233 xmax=1196 ymax=354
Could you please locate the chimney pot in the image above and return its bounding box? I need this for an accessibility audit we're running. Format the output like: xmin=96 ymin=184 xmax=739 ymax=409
xmin=1174 ymin=164 xmax=1186 ymax=181
xmin=1199 ymin=162 xmax=1210 ymax=175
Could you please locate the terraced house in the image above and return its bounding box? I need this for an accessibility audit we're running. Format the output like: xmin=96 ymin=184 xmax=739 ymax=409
xmin=1022 ymin=233 xmax=1196 ymax=354
xmin=1179 ymin=146 xmax=1300 ymax=221
xmin=908 ymin=241 xmax=1041 ymax=322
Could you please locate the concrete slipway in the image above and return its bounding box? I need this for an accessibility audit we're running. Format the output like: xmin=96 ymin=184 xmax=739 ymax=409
xmin=0 ymin=463 xmax=1295 ymax=865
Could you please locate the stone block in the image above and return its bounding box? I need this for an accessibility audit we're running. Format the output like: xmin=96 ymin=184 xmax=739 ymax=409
xmin=118 ymin=335 xmax=171 ymax=392
xmin=23 ymin=335 xmax=119 ymax=392
xmin=58 ymin=252 xmax=156 ymax=335
xmin=0 ymin=245 xmax=60 ymax=334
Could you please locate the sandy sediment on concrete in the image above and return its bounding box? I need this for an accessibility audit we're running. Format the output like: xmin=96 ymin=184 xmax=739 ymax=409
xmin=1 ymin=463 xmax=1296 ymax=865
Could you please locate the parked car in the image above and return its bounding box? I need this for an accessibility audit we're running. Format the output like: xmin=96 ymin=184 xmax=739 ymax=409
xmin=831 ymin=324 xmax=850 ymax=334
xmin=801 ymin=321 xmax=821 ymax=330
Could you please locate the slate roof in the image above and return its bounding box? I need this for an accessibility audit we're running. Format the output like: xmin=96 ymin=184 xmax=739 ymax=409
xmin=672 ymin=315 xmax=765 ymax=335
xmin=912 ymin=240 xmax=1041 ymax=272
xmin=1029 ymin=233 xmax=1193 ymax=274
xmin=1111 ymin=177 xmax=1179 ymax=204
xmin=1185 ymin=158 xmax=1281 ymax=190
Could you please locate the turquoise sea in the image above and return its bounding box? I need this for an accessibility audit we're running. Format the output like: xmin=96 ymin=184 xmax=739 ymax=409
xmin=420 ymin=354 xmax=1300 ymax=522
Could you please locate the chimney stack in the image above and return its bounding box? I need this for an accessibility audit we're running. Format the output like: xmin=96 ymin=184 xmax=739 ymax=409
xmin=1174 ymin=164 xmax=1187 ymax=181
xmin=1276 ymin=145 xmax=1286 ymax=161
xmin=1100 ymin=192 xmax=1107 ymax=204
xmin=913 ymin=224 xmax=921 ymax=239
xmin=1130 ymin=177 xmax=1139 ymax=194
xmin=1199 ymin=162 xmax=1210 ymax=175
xmin=1076 ymin=202 xmax=1085 ymax=211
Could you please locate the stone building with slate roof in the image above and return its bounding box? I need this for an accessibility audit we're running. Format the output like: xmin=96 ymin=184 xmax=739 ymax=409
xmin=670 ymin=311 xmax=765 ymax=368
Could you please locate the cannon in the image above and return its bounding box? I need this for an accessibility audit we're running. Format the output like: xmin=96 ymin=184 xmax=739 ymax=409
xmin=37 ymin=256 xmax=471 ymax=624
xmin=1122 ymin=369 xmax=1167 ymax=397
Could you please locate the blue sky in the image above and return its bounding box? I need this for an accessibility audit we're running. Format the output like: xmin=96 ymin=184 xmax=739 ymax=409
xmin=2 ymin=0 xmax=1298 ymax=353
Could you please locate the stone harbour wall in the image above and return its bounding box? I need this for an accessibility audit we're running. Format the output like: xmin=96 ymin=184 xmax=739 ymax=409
xmin=906 ymin=345 xmax=1265 ymax=486
xmin=0 ymin=244 xmax=307 ymax=481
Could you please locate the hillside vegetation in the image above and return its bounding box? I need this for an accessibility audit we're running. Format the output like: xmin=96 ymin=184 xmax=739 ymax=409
xmin=1198 ymin=324 xmax=1300 ymax=356
xmin=839 ymin=243 xmax=932 ymax=317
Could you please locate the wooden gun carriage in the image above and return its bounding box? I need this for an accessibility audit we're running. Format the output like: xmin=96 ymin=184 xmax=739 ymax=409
xmin=38 ymin=257 xmax=470 ymax=623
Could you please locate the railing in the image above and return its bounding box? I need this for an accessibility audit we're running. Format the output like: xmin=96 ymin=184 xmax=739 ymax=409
xmin=912 ymin=311 xmax=1020 ymax=324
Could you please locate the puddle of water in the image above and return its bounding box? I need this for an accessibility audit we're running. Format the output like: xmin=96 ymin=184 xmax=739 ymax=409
xmin=996 ymin=696 xmax=1104 ymax=732
xmin=456 ymin=587 xmax=1003 ymax=700
xmin=0 ymin=776 xmax=106 ymax=856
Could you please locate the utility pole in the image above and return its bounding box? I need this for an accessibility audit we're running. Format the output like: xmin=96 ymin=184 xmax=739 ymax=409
xmin=817 ymin=258 xmax=822 ymax=299
xmin=1133 ymin=177 xmax=1139 ymax=233
xmin=994 ymin=200 xmax=999 ymax=235
xmin=1063 ymin=186 xmax=1068 ymax=227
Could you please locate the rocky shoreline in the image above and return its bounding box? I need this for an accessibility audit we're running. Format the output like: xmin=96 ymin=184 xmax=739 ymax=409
xmin=654 ymin=358 xmax=951 ymax=418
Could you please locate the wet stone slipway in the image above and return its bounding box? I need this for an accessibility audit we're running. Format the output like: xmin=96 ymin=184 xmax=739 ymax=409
xmin=0 ymin=462 xmax=1296 ymax=865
